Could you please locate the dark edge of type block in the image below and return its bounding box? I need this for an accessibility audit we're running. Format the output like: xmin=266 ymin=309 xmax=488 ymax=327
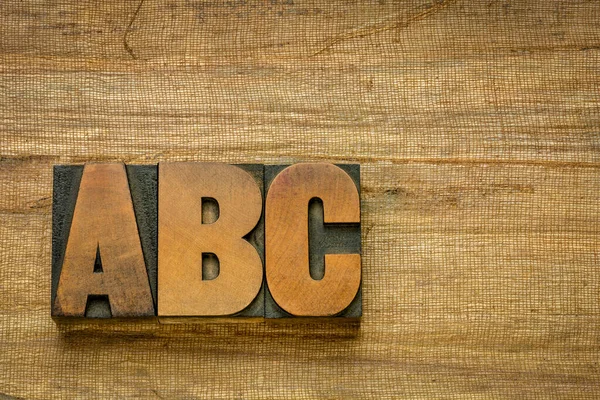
xmin=232 ymin=164 xmax=265 ymax=318
xmin=263 ymin=164 xmax=362 ymax=319
xmin=126 ymin=165 xmax=158 ymax=310
xmin=51 ymin=165 xmax=83 ymax=317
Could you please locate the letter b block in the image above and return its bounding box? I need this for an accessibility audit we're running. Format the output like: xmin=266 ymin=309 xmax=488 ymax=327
xmin=157 ymin=163 xmax=264 ymax=320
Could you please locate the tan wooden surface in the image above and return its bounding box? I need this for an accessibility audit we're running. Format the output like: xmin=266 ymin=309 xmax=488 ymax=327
xmin=1 ymin=0 xmax=599 ymax=398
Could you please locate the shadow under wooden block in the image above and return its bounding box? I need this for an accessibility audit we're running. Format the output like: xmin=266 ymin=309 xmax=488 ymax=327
xmin=264 ymin=164 xmax=362 ymax=320
xmin=158 ymin=164 xmax=264 ymax=323
xmin=52 ymin=164 xmax=158 ymax=322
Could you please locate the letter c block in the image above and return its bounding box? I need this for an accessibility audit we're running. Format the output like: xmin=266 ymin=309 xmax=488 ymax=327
xmin=265 ymin=163 xmax=362 ymax=318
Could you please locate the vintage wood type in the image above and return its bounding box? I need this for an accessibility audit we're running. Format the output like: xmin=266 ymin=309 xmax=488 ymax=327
xmin=52 ymin=163 xmax=154 ymax=318
xmin=56 ymin=161 xmax=358 ymax=320
xmin=158 ymin=162 xmax=264 ymax=318
xmin=2 ymin=0 xmax=600 ymax=398
xmin=265 ymin=164 xmax=362 ymax=318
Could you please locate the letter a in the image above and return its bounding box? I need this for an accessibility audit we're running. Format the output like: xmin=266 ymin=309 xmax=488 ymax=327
xmin=53 ymin=163 xmax=154 ymax=318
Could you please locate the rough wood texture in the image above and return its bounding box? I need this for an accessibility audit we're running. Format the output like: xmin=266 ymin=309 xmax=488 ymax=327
xmin=265 ymin=163 xmax=361 ymax=317
xmin=1 ymin=0 xmax=599 ymax=398
xmin=52 ymin=163 xmax=155 ymax=319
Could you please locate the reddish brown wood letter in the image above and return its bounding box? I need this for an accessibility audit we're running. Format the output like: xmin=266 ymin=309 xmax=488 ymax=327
xmin=266 ymin=163 xmax=361 ymax=316
xmin=158 ymin=163 xmax=263 ymax=317
xmin=53 ymin=163 xmax=154 ymax=318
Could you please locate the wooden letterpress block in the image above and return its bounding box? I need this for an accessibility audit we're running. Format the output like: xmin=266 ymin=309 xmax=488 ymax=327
xmin=51 ymin=163 xmax=157 ymax=320
xmin=158 ymin=163 xmax=264 ymax=321
xmin=264 ymin=163 xmax=362 ymax=319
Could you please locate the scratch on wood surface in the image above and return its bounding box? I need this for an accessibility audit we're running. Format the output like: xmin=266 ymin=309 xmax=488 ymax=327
xmin=123 ymin=0 xmax=147 ymax=59
xmin=311 ymin=0 xmax=456 ymax=57
xmin=0 ymin=392 xmax=26 ymax=400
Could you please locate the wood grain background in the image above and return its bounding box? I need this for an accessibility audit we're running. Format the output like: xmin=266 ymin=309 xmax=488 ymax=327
xmin=1 ymin=0 xmax=599 ymax=398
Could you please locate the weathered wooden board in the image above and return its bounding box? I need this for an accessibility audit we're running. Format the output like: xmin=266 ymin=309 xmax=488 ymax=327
xmin=1 ymin=0 xmax=600 ymax=398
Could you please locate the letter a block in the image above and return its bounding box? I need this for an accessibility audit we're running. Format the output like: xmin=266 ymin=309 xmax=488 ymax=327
xmin=264 ymin=163 xmax=362 ymax=319
xmin=51 ymin=164 xmax=157 ymax=319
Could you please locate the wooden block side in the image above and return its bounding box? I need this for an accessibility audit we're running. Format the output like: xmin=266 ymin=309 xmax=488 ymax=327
xmin=126 ymin=165 xmax=158 ymax=308
xmin=51 ymin=165 xmax=84 ymax=310
xmin=233 ymin=164 xmax=265 ymax=318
